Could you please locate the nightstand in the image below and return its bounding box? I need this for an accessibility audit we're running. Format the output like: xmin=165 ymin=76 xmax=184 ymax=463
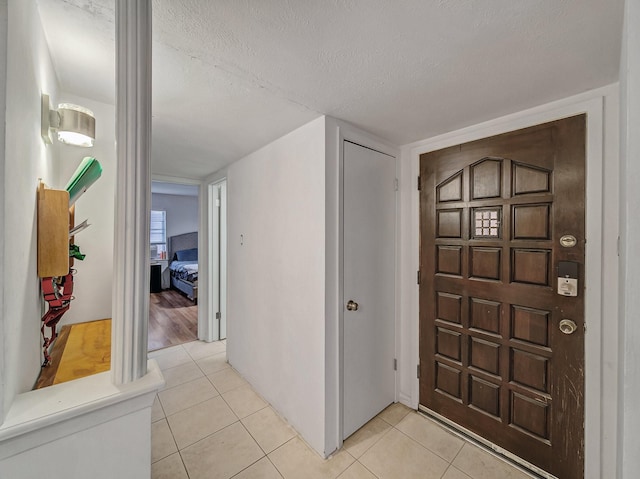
xmin=150 ymin=259 xmax=170 ymax=290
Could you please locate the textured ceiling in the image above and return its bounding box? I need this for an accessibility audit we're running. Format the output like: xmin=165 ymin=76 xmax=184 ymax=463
xmin=37 ymin=0 xmax=624 ymax=179
xmin=151 ymin=181 xmax=198 ymax=197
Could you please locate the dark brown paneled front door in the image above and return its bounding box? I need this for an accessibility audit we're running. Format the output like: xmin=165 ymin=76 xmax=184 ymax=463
xmin=419 ymin=115 xmax=585 ymax=479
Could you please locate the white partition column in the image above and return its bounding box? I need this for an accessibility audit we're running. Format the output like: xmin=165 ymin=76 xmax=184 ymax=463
xmin=112 ymin=0 xmax=152 ymax=385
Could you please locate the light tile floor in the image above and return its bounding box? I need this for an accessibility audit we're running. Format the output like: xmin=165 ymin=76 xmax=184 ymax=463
xmin=149 ymin=341 xmax=533 ymax=479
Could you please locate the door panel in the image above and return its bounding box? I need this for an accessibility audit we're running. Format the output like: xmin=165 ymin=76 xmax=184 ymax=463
xmin=419 ymin=115 xmax=585 ymax=479
xmin=208 ymin=181 xmax=227 ymax=341
xmin=343 ymin=141 xmax=396 ymax=439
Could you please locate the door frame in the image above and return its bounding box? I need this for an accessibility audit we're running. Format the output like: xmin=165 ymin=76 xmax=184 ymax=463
xmin=402 ymin=87 xmax=619 ymax=478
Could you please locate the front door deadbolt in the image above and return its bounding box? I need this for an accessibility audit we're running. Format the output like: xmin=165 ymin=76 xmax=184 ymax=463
xmin=559 ymin=319 xmax=578 ymax=335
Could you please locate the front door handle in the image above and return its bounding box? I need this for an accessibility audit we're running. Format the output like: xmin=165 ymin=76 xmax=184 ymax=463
xmin=346 ymin=300 xmax=359 ymax=311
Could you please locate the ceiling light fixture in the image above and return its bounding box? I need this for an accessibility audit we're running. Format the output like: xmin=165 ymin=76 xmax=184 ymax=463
xmin=41 ymin=93 xmax=96 ymax=147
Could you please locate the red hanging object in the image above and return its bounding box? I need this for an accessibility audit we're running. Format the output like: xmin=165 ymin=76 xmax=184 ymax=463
xmin=40 ymin=271 xmax=74 ymax=366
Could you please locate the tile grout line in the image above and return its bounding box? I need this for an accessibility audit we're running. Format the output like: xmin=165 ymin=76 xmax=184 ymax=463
xmin=450 ymin=441 xmax=467 ymax=466
xmin=177 ymin=449 xmax=192 ymax=479
xmin=265 ymin=455 xmax=285 ymax=479
xmin=157 ymin=346 xmax=449 ymax=479
xmin=166 ymin=394 xmax=240 ymax=451
xmin=152 ymin=346 xmax=514 ymax=479
xmin=193 ymin=353 xmax=230 ymax=376
xmin=148 ymin=343 xmax=188 ymax=359
xmin=396 ymin=411 xmax=470 ymax=464
xmin=158 ymin=378 xmax=222 ymax=417
xmin=151 ymin=341 xmax=228 ymax=478
xmin=152 ymin=343 xmax=229 ymax=370
xmin=336 ymin=451 xmax=357 ymax=479
xmin=164 ymin=368 xmax=269 ymax=456
xmin=154 ymin=393 xmax=167 ymax=422
xmin=205 ymin=366 xmax=256 ymax=397
xmin=346 ymin=420 xmax=395 ymax=461
xmin=185 ymin=350 xmax=227 ymax=363
xmin=226 ymin=362 xmax=286 ymax=478
xmin=390 ymin=419 xmax=455 ymax=466
xmin=268 ymin=452 xmax=287 ymax=479
xmin=354 ymin=457 xmax=382 ymax=479
xmin=157 ymin=364 xmax=205 ymax=391
xmin=266 ymin=436 xmax=299 ymax=479
xmin=174 ymin=419 xmax=245 ymax=456
xmin=225 ymin=421 xmax=279 ymax=478
xmin=227 ymin=455 xmax=267 ymax=478
xmin=152 ymin=418 xmax=181 ymax=465
xmin=440 ymin=463 xmax=456 ymax=479
xmin=236 ymin=419 xmax=269 ymax=456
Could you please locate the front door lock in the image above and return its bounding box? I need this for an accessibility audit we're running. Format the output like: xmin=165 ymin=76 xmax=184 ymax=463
xmin=346 ymin=300 xmax=359 ymax=311
xmin=559 ymin=319 xmax=578 ymax=335
xmin=557 ymin=261 xmax=579 ymax=297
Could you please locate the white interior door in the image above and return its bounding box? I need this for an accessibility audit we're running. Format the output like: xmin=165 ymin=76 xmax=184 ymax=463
xmin=343 ymin=140 xmax=396 ymax=439
xmin=219 ymin=181 xmax=227 ymax=340
xmin=207 ymin=180 xmax=227 ymax=341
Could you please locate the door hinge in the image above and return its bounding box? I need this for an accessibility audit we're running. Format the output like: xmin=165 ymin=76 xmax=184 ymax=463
xmin=417 ymin=175 xmax=421 ymax=191
xmin=215 ymin=311 xmax=221 ymax=320
xmin=393 ymin=358 xmax=397 ymax=371
xmin=417 ymin=270 xmax=421 ymax=285
xmin=216 ymin=198 xmax=221 ymax=207
xmin=417 ymin=364 xmax=421 ymax=379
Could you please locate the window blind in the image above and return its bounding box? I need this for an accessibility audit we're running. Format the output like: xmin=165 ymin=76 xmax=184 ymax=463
xmin=150 ymin=210 xmax=166 ymax=244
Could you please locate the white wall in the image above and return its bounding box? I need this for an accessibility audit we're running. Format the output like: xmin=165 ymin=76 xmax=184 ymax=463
xmin=0 ymin=405 xmax=152 ymax=479
xmin=2 ymin=0 xmax=60 ymax=420
xmin=151 ymin=193 xmax=199 ymax=239
xmin=227 ymin=117 xmax=327 ymax=455
xmin=0 ymin=363 xmax=163 ymax=479
xmin=619 ymin=1 xmax=640 ymax=477
xmin=56 ymin=94 xmax=115 ymax=326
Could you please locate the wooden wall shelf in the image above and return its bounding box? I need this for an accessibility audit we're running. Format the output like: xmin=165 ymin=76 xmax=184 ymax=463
xmin=37 ymin=182 xmax=70 ymax=278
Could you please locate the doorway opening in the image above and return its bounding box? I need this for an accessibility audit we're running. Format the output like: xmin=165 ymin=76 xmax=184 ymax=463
xmin=148 ymin=180 xmax=200 ymax=351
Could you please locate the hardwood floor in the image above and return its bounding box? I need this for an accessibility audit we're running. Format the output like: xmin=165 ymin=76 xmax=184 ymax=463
xmin=148 ymin=289 xmax=198 ymax=351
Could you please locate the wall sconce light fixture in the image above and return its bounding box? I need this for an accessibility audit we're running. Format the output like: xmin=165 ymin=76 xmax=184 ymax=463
xmin=41 ymin=93 xmax=95 ymax=147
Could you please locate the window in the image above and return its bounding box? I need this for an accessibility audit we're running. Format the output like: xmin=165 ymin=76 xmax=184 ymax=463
xmin=473 ymin=208 xmax=501 ymax=238
xmin=150 ymin=210 xmax=167 ymax=259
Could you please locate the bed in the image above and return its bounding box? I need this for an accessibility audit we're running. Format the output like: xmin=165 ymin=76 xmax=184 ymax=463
xmin=168 ymin=232 xmax=198 ymax=303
